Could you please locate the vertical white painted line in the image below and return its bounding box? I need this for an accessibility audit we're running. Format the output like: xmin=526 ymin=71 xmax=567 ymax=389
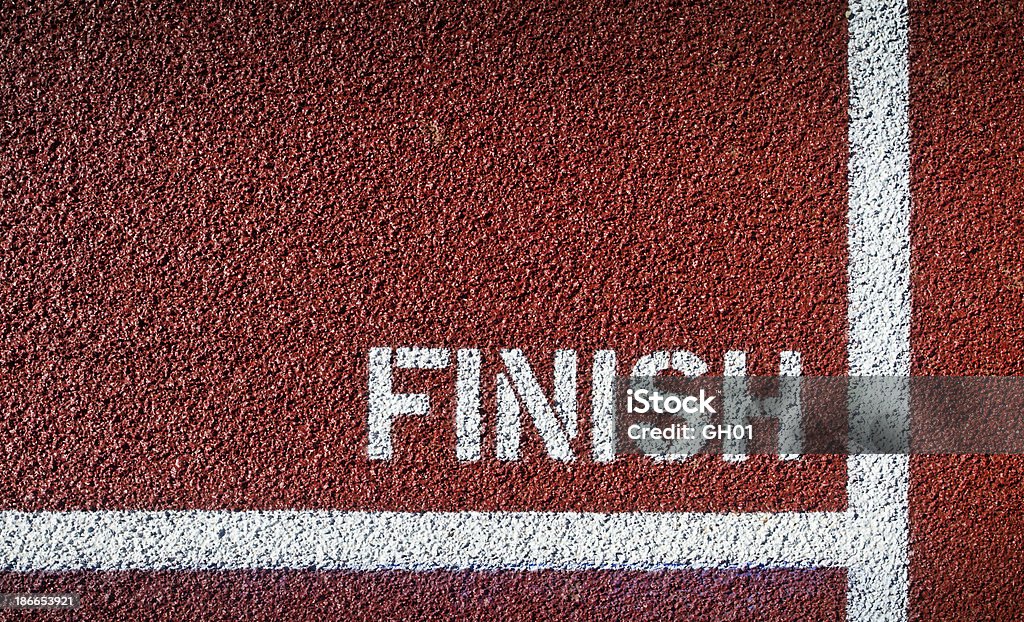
xmin=847 ymin=0 xmax=911 ymax=620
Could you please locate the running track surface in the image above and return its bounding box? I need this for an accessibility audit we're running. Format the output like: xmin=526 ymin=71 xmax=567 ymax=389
xmin=0 ymin=0 xmax=1022 ymax=620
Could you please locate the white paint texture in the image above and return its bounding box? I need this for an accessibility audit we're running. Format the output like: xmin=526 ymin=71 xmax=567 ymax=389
xmin=368 ymin=347 xmax=450 ymax=460
xmin=2 ymin=510 xmax=850 ymax=571
xmin=846 ymin=0 xmax=912 ymax=619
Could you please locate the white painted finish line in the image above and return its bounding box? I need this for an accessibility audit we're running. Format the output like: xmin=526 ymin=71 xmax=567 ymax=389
xmin=2 ymin=511 xmax=848 ymax=572
xmin=1 ymin=0 xmax=911 ymax=620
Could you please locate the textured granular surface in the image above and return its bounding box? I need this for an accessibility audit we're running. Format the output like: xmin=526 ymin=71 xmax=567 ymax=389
xmin=1 ymin=0 xmax=1022 ymax=619
xmin=909 ymin=0 xmax=1024 ymax=619
xmin=0 ymin=570 xmax=847 ymax=621
xmin=0 ymin=0 xmax=847 ymax=512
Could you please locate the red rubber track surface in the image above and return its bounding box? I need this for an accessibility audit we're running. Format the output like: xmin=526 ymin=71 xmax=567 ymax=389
xmin=909 ymin=0 xmax=1024 ymax=619
xmin=0 ymin=0 xmax=847 ymax=513
xmin=3 ymin=0 xmax=1024 ymax=619
xmin=0 ymin=570 xmax=846 ymax=621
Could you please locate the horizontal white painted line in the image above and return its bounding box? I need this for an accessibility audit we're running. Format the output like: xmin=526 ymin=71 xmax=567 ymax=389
xmin=0 ymin=510 xmax=849 ymax=572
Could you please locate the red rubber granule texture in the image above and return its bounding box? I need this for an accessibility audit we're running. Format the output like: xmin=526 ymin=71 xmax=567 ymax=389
xmin=910 ymin=0 xmax=1024 ymax=619
xmin=0 ymin=0 xmax=848 ymax=513
xmin=0 ymin=569 xmax=846 ymax=621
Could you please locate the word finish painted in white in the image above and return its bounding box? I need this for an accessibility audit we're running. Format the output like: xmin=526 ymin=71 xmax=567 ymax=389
xmin=367 ymin=347 xmax=802 ymax=462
